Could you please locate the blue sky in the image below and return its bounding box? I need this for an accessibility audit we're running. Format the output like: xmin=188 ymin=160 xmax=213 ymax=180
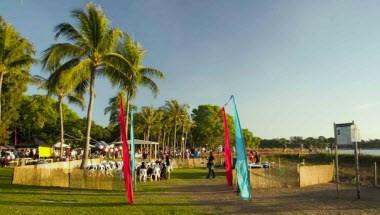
xmin=2 ymin=0 xmax=380 ymax=139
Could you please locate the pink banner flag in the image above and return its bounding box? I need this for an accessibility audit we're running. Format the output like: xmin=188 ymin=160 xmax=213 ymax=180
xmin=221 ymin=107 xmax=233 ymax=186
xmin=118 ymin=95 xmax=134 ymax=204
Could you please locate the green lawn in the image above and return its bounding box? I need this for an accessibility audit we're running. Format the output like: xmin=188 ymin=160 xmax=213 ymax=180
xmin=0 ymin=167 xmax=223 ymax=215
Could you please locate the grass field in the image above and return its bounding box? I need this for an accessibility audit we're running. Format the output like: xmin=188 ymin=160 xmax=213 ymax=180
xmin=2 ymin=166 xmax=380 ymax=215
xmin=0 ymin=167 xmax=220 ymax=215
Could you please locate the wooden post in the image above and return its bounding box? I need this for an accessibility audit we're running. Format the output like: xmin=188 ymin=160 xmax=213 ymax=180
xmin=334 ymin=123 xmax=340 ymax=198
xmin=354 ymin=140 xmax=360 ymax=199
xmin=154 ymin=144 xmax=157 ymax=161
xmin=374 ymin=162 xmax=378 ymax=187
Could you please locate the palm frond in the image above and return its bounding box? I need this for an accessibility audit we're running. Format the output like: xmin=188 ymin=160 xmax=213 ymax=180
xmin=140 ymin=67 xmax=164 ymax=79
xmin=67 ymin=94 xmax=85 ymax=110
xmin=8 ymin=55 xmax=36 ymax=68
xmin=54 ymin=22 xmax=83 ymax=42
xmin=140 ymin=76 xmax=160 ymax=97
xmin=41 ymin=43 xmax=84 ymax=70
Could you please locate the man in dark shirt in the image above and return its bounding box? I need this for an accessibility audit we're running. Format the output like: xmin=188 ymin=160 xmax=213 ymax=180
xmin=206 ymin=151 xmax=215 ymax=179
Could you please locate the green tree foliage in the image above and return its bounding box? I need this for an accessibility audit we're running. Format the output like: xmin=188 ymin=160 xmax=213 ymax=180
xmin=162 ymin=100 xmax=189 ymax=149
xmin=17 ymin=95 xmax=69 ymax=144
xmin=42 ymin=3 xmax=124 ymax=168
xmin=0 ymin=69 xmax=29 ymax=143
xmin=243 ymin=128 xmax=261 ymax=149
xmin=261 ymin=137 xmax=332 ymax=149
xmin=191 ymin=105 xmax=231 ymax=149
xmin=106 ymin=34 xmax=164 ymax=135
xmin=0 ymin=17 xmax=35 ymax=144
xmin=14 ymin=95 xmax=111 ymax=148
xmin=33 ymin=73 xmax=84 ymax=157
xmin=191 ymin=104 xmax=259 ymax=150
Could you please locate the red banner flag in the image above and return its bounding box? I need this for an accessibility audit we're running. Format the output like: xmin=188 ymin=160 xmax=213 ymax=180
xmin=118 ymin=95 xmax=134 ymax=204
xmin=221 ymin=107 xmax=233 ymax=186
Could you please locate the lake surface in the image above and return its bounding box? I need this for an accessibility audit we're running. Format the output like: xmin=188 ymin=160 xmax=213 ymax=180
xmin=338 ymin=149 xmax=380 ymax=156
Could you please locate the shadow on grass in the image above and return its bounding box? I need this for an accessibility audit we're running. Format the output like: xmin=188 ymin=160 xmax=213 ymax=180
xmin=0 ymin=200 xmax=210 ymax=208
xmin=171 ymin=168 xmax=225 ymax=180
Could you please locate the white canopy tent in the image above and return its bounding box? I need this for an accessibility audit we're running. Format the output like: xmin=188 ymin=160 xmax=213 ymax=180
xmin=112 ymin=139 xmax=159 ymax=160
xmin=53 ymin=142 xmax=71 ymax=148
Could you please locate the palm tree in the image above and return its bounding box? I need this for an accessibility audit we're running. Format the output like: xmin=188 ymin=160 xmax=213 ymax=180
xmin=158 ymin=108 xmax=171 ymax=151
xmin=153 ymin=109 xmax=164 ymax=142
xmin=162 ymin=100 xmax=190 ymax=151
xmin=41 ymin=3 xmax=123 ymax=168
xmin=140 ymin=106 xmax=158 ymax=141
xmin=180 ymin=114 xmax=192 ymax=156
xmin=183 ymin=118 xmax=193 ymax=148
xmin=33 ymin=68 xmax=84 ymax=158
xmin=107 ymin=34 xmax=164 ymax=130
xmin=0 ymin=17 xmax=35 ymax=125
xmin=104 ymin=91 xmax=127 ymax=125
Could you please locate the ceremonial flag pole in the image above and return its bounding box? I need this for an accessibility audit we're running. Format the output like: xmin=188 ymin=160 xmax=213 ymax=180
xmin=229 ymin=95 xmax=252 ymax=200
xmin=220 ymin=107 xmax=233 ymax=186
xmin=118 ymin=95 xmax=134 ymax=204
xmin=130 ymin=108 xmax=136 ymax=191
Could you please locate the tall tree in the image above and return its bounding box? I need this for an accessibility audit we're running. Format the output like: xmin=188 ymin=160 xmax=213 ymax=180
xmin=242 ymin=128 xmax=260 ymax=149
xmin=33 ymin=71 xmax=84 ymax=157
xmin=42 ymin=3 xmax=123 ymax=168
xmin=139 ymin=106 xmax=158 ymax=141
xmin=0 ymin=17 xmax=35 ymax=135
xmin=107 ymin=34 xmax=164 ymax=133
xmin=162 ymin=100 xmax=189 ymax=151
xmin=104 ymin=91 xmax=130 ymax=126
xmin=191 ymin=105 xmax=234 ymax=149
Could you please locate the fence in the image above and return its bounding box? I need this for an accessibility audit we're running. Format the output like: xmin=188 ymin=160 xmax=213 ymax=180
xmin=173 ymin=157 xmax=224 ymax=168
xmin=12 ymin=159 xmax=109 ymax=189
xmin=299 ymin=164 xmax=334 ymax=187
xmin=232 ymin=163 xmax=334 ymax=189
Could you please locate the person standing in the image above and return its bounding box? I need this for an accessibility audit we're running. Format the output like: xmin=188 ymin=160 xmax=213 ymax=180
xmin=206 ymin=151 xmax=215 ymax=179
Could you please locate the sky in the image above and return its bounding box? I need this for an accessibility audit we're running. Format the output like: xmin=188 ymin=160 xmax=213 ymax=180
xmin=2 ymin=0 xmax=380 ymax=139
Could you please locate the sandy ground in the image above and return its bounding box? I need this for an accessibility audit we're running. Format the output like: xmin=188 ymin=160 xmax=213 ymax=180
xmin=170 ymin=172 xmax=380 ymax=215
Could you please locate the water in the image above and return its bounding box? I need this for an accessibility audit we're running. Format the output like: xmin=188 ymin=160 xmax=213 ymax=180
xmin=338 ymin=149 xmax=380 ymax=156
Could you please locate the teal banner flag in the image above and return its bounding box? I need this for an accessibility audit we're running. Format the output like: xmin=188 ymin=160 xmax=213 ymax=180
xmin=231 ymin=96 xmax=252 ymax=200
xmin=130 ymin=109 xmax=136 ymax=179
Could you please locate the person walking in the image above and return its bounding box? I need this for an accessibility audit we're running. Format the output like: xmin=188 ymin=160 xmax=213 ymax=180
xmin=206 ymin=151 xmax=215 ymax=179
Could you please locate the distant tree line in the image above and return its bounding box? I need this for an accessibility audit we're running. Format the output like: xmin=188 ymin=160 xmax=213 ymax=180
xmin=8 ymin=96 xmax=261 ymax=151
xmin=260 ymin=136 xmax=334 ymax=150
xmin=261 ymin=136 xmax=380 ymax=149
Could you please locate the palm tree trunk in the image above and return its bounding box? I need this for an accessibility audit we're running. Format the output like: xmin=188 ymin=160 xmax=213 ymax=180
xmin=59 ymin=96 xmax=65 ymax=158
xmin=157 ymin=127 xmax=161 ymax=143
xmin=80 ymin=72 xmax=95 ymax=169
xmin=184 ymin=130 xmax=188 ymax=149
xmin=173 ymin=118 xmax=177 ymax=152
xmin=147 ymin=126 xmax=150 ymax=141
xmin=181 ymin=123 xmax=185 ymax=158
xmin=162 ymin=130 xmax=166 ymax=152
xmin=167 ymin=131 xmax=171 ymax=152
xmin=0 ymin=72 xmax=4 ymax=124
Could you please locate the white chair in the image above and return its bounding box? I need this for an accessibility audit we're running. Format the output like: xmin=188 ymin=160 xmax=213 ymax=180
xmin=153 ymin=165 xmax=161 ymax=181
xmin=139 ymin=168 xmax=147 ymax=182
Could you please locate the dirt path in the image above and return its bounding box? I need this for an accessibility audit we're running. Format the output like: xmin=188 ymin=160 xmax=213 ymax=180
xmin=171 ymin=173 xmax=380 ymax=215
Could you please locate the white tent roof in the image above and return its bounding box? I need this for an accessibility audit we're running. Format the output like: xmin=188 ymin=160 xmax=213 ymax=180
xmin=53 ymin=142 xmax=71 ymax=148
xmin=113 ymin=139 xmax=159 ymax=145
